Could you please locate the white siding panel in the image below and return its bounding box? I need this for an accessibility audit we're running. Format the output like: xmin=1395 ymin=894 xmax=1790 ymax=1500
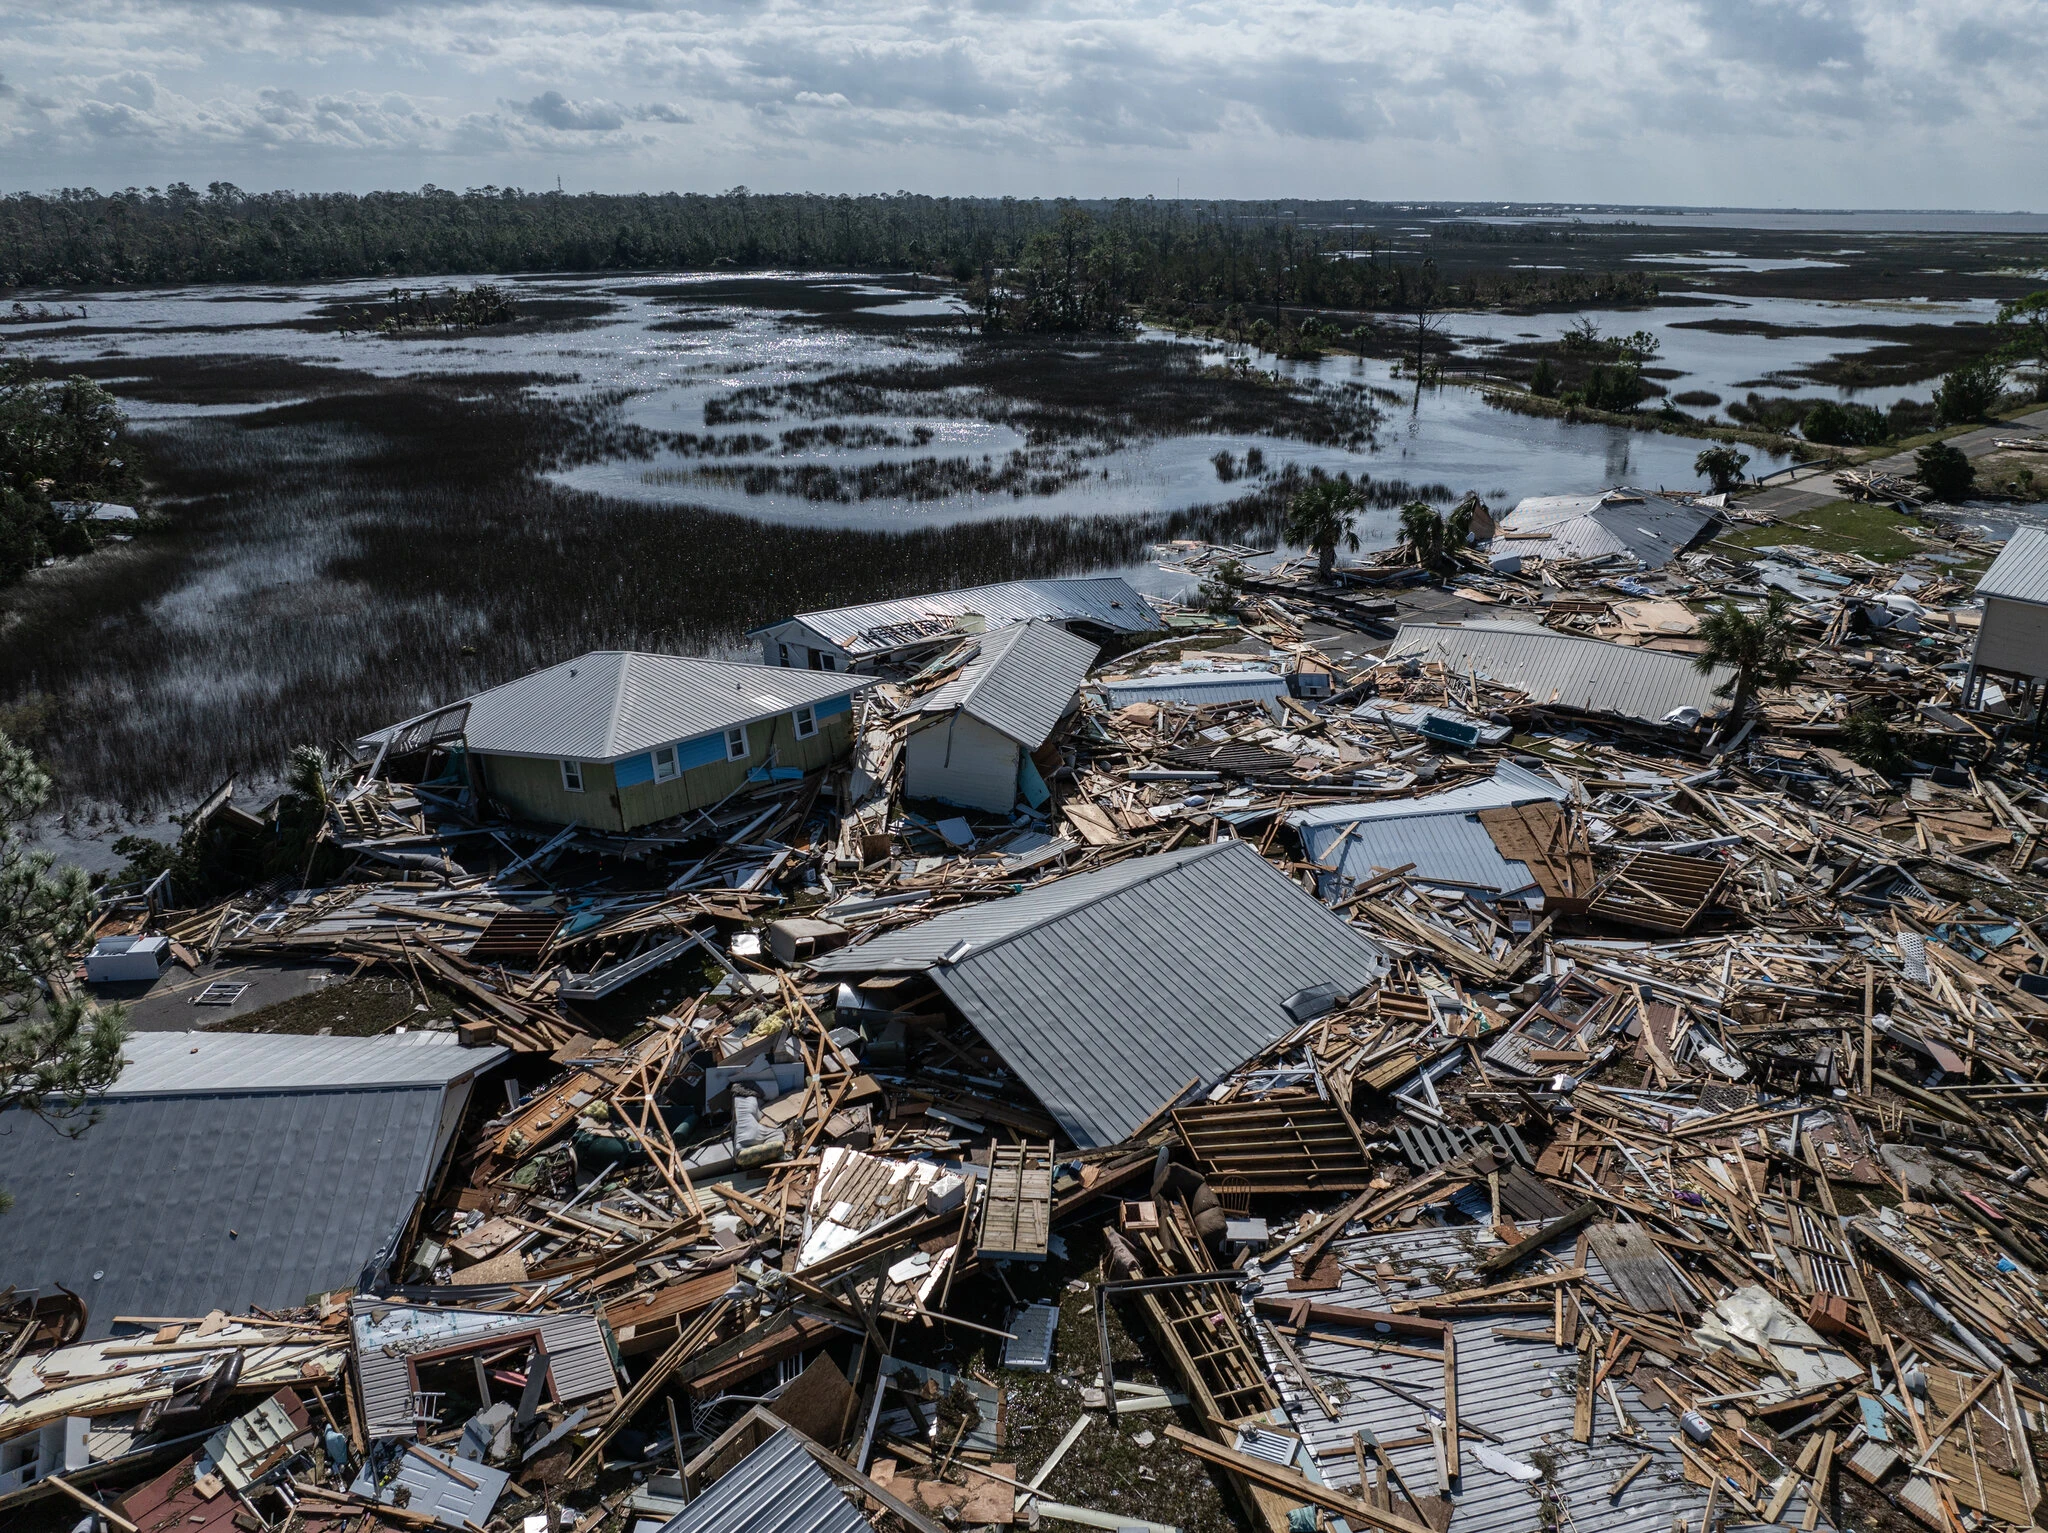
xmin=1975 ymin=595 xmax=2048 ymax=680
xmin=904 ymin=711 xmax=1020 ymax=813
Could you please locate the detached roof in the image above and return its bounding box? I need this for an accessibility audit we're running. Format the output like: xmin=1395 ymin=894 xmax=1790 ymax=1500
xmin=813 ymin=841 xmax=1390 ymax=1147
xmin=367 ymin=652 xmax=869 ymax=763
xmin=1977 ymin=526 xmax=2048 ymax=606
xmin=1488 ymin=487 xmax=1719 ymax=568
xmin=913 ymin=620 xmax=1098 ymax=748
xmin=1100 ymin=667 xmax=1288 ymax=710
xmin=767 ymin=577 xmax=1163 ymax=659
xmin=1387 ymin=620 xmax=1734 ymax=726
xmin=667 ymin=1428 xmax=872 ymax=1533
xmin=1289 ymin=762 xmax=1570 ymax=898
xmin=0 ymin=1031 xmax=505 ymax=1336
xmin=111 ymin=1030 xmax=496 ymax=1094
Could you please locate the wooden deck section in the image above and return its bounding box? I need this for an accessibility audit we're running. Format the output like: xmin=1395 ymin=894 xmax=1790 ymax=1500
xmin=977 ymin=1142 xmax=1054 ymax=1260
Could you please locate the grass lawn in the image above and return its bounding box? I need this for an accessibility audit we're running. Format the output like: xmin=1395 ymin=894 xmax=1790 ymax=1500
xmin=1713 ymin=499 xmax=1944 ymax=564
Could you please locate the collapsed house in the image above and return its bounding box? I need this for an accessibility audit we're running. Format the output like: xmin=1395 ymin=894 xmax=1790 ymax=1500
xmin=1385 ymin=619 xmax=1735 ymax=731
xmin=362 ymin=651 xmax=870 ymax=833
xmin=0 ymin=1031 xmax=506 ymax=1333
xmin=752 ymin=575 xmax=1164 ymax=673
xmin=813 ymin=840 xmax=1391 ymax=1147
xmin=1485 ymin=485 xmax=1723 ymax=572
xmin=900 ymin=619 xmax=1097 ymax=814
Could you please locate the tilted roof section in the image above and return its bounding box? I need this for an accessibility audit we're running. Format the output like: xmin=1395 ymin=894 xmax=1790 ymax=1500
xmin=664 ymin=1428 xmax=873 ymax=1533
xmin=1976 ymin=525 xmax=2048 ymax=606
xmin=813 ymin=841 xmax=1390 ymax=1147
xmin=1488 ymin=487 xmax=1720 ymax=568
xmin=771 ymin=576 xmax=1164 ymax=659
xmin=1289 ymin=762 xmax=1569 ymax=898
xmin=369 ymin=652 xmax=869 ymax=763
xmin=1099 ymin=667 xmax=1289 ymax=710
xmin=110 ymin=1030 xmax=504 ymax=1095
xmin=1 ymin=1088 xmax=454 ymax=1335
xmin=1387 ymin=620 xmax=1734 ymax=726
xmin=913 ymin=620 xmax=1098 ymax=748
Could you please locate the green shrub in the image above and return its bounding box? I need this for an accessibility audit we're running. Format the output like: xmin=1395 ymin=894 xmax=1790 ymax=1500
xmin=1934 ymin=358 xmax=2007 ymax=424
xmin=1915 ymin=440 xmax=1975 ymax=501
xmin=1801 ymin=399 xmax=1889 ymax=446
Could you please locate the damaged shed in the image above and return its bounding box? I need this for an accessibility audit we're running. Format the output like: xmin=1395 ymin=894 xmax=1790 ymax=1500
xmin=1486 ymin=485 xmax=1722 ymax=570
xmin=812 ymin=840 xmax=1391 ymax=1147
xmin=902 ymin=619 xmax=1097 ymax=814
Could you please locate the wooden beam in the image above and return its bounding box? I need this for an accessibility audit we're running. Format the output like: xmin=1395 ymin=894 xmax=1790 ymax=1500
xmin=1162 ymin=1426 xmax=1437 ymax=1533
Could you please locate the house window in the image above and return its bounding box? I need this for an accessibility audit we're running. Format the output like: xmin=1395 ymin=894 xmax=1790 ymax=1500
xmin=820 ymin=653 xmax=837 ymax=672
xmin=560 ymin=761 xmax=584 ymax=793
xmin=724 ymin=725 xmax=749 ymax=761
xmin=776 ymin=643 xmax=791 ymax=667
xmin=793 ymin=705 xmax=817 ymax=740
xmin=652 ymin=745 xmax=678 ymax=782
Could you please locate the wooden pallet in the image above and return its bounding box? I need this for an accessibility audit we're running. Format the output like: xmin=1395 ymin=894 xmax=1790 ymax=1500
xmin=1588 ymin=850 xmax=1727 ymax=934
xmin=1175 ymin=1097 xmax=1374 ymax=1193
xmin=467 ymin=911 xmax=564 ymax=968
xmin=978 ymin=1142 xmax=1054 ymax=1260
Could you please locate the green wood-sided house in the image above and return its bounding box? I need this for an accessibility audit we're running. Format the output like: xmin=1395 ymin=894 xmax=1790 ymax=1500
xmin=364 ymin=652 xmax=870 ymax=833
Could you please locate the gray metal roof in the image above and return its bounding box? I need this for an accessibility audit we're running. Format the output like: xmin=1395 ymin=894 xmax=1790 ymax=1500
xmin=0 ymin=1086 xmax=457 ymax=1336
xmin=914 ymin=620 xmax=1098 ymax=748
xmin=1253 ymin=1223 xmax=1725 ymax=1533
xmin=366 ymin=652 xmax=869 ymax=763
xmin=1977 ymin=525 xmax=2048 ymax=605
xmin=1387 ymin=621 xmax=1734 ymax=725
xmin=1488 ymin=487 xmax=1718 ymax=568
xmin=662 ymin=1428 xmax=873 ymax=1533
xmin=1099 ymin=667 xmax=1288 ymax=710
xmin=109 ymin=1031 xmax=505 ymax=1096
xmin=767 ymin=577 xmax=1164 ymax=659
xmin=1288 ymin=762 xmax=1568 ymax=898
xmin=352 ymin=1299 xmax=620 ymax=1439
xmin=813 ymin=842 xmax=1390 ymax=1147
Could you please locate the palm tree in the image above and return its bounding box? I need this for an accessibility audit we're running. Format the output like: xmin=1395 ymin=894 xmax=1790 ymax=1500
xmin=1695 ymin=589 xmax=1802 ymax=726
xmin=1287 ymin=479 xmax=1364 ymax=579
xmin=1399 ymin=500 xmax=1447 ymax=571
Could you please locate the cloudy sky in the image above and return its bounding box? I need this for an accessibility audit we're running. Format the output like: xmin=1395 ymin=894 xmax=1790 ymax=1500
xmin=1 ymin=0 xmax=2042 ymax=207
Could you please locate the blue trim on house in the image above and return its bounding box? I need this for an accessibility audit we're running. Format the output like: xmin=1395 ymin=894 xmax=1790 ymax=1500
xmin=675 ymin=733 xmax=728 ymax=771
xmin=814 ymin=693 xmax=854 ymax=719
xmin=614 ymin=752 xmax=655 ymax=787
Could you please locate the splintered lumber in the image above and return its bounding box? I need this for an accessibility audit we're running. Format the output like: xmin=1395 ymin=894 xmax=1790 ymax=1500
xmin=1476 ymin=1201 xmax=1599 ymax=1273
xmin=1163 ymin=1426 xmax=1436 ymax=1533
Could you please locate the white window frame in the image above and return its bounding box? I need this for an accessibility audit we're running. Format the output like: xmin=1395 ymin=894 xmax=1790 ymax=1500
xmin=652 ymin=745 xmax=678 ymax=783
xmin=817 ymin=651 xmax=837 ymax=672
xmin=560 ymin=760 xmax=584 ymax=793
xmin=776 ymin=642 xmax=791 ymax=667
xmin=724 ymin=725 xmax=749 ymax=762
xmin=793 ymin=705 xmax=817 ymax=740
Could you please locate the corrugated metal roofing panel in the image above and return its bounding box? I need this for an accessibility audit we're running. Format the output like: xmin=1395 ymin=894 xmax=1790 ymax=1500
xmin=777 ymin=577 xmax=1164 ymax=658
xmin=1100 ymin=668 xmax=1289 ymax=710
xmin=1288 ymin=762 xmax=1566 ymax=831
xmin=1488 ymin=487 xmax=1717 ymax=568
xmin=0 ymin=1088 xmax=451 ymax=1336
xmin=366 ymin=653 xmax=869 ymax=762
xmin=109 ymin=1031 xmax=505 ymax=1096
xmin=1977 ymin=525 xmax=2048 ymax=605
xmin=352 ymin=1301 xmax=619 ymax=1439
xmin=1253 ymin=1223 xmax=1721 ymax=1533
xmin=1301 ymin=812 xmax=1541 ymax=898
xmin=663 ymin=1428 xmax=873 ymax=1533
xmin=915 ymin=620 xmax=1098 ymax=748
xmin=1387 ymin=621 xmax=1734 ymax=725
xmin=820 ymin=842 xmax=1389 ymax=1147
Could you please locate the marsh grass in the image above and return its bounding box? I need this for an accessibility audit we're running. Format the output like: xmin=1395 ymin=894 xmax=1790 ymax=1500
xmin=0 ymin=361 xmax=1321 ymax=805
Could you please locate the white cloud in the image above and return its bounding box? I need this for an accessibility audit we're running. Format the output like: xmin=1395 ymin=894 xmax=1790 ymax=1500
xmin=0 ymin=0 xmax=2039 ymax=205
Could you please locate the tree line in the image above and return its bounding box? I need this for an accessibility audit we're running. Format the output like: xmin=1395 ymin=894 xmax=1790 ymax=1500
xmin=0 ymin=186 xmax=1655 ymax=326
